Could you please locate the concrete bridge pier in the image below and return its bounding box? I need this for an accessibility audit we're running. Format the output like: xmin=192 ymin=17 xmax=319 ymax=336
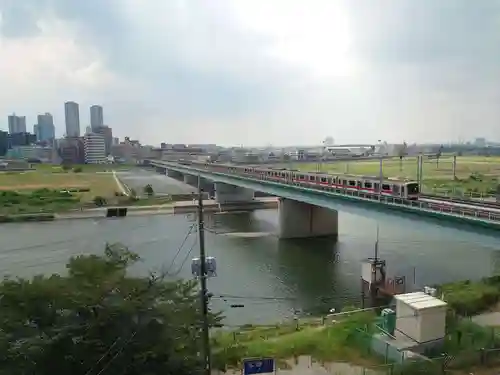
xmin=166 ymin=169 xmax=183 ymax=179
xmin=214 ymin=183 xmax=254 ymax=204
xmin=183 ymin=174 xmax=198 ymax=186
xmin=200 ymin=178 xmax=215 ymax=197
xmin=278 ymin=198 xmax=338 ymax=239
xmin=155 ymin=166 xmax=166 ymax=174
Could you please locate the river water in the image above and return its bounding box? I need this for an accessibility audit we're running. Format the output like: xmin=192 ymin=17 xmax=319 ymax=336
xmin=0 ymin=169 xmax=499 ymax=326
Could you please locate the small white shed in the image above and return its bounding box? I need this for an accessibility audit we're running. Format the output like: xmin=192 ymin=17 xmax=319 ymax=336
xmin=394 ymin=292 xmax=447 ymax=344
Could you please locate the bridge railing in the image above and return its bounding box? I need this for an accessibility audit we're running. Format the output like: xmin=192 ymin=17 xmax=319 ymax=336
xmin=154 ymin=161 xmax=500 ymax=223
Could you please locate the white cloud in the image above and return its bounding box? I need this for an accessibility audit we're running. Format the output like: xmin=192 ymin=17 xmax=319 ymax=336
xmin=1 ymin=0 xmax=500 ymax=145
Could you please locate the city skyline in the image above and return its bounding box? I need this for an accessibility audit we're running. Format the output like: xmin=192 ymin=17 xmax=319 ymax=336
xmin=3 ymin=102 xmax=106 ymax=139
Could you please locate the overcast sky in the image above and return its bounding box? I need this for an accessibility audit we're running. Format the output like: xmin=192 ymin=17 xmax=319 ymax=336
xmin=1 ymin=0 xmax=499 ymax=146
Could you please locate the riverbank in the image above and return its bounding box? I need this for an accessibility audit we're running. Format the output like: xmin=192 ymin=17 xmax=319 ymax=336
xmin=212 ymin=308 xmax=387 ymax=372
xmin=56 ymin=198 xmax=278 ymax=221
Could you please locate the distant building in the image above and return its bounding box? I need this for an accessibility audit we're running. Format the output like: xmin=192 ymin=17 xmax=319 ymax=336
xmin=8 ymin=114 xmax=26 ymax=134
xmin=93 ymin=125 xmax=112 ymax=155
xmin=58 ymin=137 xmax=85 ymax=164
xmin=6 ymin=145 xmax=53 ymax=161
xmin=64 ymin=101 xmax=80 ymax=137
xmin=84 ymin=133 xmax=106 ymax=164
xmin=0 ymin=131 xmax=8 ymax=156
xmin=36 ymin=113 xmax=56 ymax=142
xmin=90 ymin=105 xmax=104 ymax=131
xmin=8 ymin=132 xmax=36 ymax=148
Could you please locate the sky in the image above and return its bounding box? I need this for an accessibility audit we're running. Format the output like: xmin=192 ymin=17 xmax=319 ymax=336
xmin=1 ymin=0 xmax=500 ymax=146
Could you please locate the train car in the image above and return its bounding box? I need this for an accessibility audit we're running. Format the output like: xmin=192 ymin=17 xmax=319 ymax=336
xmin=188 ymin=162 xmax=420 ymax=200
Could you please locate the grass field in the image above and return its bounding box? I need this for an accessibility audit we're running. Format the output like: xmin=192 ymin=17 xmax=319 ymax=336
xmin=289 ymin=156 xmax=500 ymax=196
xmin=0 ymin=170 xmax=119 ymax=202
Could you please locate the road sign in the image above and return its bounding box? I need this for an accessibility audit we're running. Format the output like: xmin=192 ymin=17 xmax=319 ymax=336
xmin=243 ymin=358 xmax=275 ymax=375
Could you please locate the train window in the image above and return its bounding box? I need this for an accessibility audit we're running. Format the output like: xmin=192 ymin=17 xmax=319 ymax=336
xmin=348 ymin=180 xmax=356 ymax=186
xmin=342 ymin=179 xmax=347 ymax=185
xmin=407 ymin=183 xmax=419 ymax=194
xmin=364 ymin=182 xmax=372 ymax=189
xmin=382 ymin=184 xmax=391 ymax=191
xmin=281 ymin=172 xmax=286 ymax=178
xmin=320 ymin=177 xmax=327 ymax=183
xmin=309 ymin=175 xmax=316 ymax=181
xmin=299 ymin=174 xmax=305 ymax=180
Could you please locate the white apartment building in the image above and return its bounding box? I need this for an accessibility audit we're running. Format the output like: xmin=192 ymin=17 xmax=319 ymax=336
xmin=84 ymin=133 xmax=107 ymax=164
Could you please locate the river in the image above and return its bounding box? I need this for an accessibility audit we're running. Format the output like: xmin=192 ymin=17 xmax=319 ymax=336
xmin=0 ymin=169 xmax=499 ymax=326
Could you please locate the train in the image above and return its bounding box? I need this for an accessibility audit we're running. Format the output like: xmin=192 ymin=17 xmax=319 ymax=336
xmin=177 ymin=160 xmax=420 ymax=200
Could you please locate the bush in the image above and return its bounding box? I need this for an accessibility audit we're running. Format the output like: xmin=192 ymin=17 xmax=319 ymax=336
xmin=93 ymin=196 xmax=107 ymax=207
xmin=72 ymin=167 xmax=83 ymax=173
xmin=439 ymin=278 xmax=500 ymax=316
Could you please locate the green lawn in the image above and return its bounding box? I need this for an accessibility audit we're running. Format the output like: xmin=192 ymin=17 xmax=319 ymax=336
xmin=0 ymin=170 xmax=119 ymax=202
xmin=287 ymin=156 xmax=500 ymax=196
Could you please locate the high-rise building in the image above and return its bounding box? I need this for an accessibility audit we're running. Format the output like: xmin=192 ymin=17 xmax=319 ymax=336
xmin=8 ymin=114 xmax=27 ymax=134
xmin=90 ymin=105 xmax=104 ymax=130
xmin=84 ymin=133 xmax=106 ymax=164
xmin=94 ymin=125 xmax=113 ymax=156
xmin=36 ymin=113 xmax=56 ymax=142
xmin=64 ymin=101 xmax=80 ymax=137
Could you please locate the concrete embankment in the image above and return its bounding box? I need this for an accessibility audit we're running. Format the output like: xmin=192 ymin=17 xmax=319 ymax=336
xmin=55 ymin=198 xmax=278 ymax=221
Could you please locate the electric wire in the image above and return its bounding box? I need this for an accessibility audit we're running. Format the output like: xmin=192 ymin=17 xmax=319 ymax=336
xmin=163 ymin=223 xmax=196 ymax=274
xmin=167 ymin=237 xmax=198 ymax=276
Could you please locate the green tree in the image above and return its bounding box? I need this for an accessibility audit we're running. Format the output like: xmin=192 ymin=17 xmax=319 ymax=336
xmin=143 ymin=184 xmax=154 ymax=197
xmin=0 ymin=243 xmax=220 ymax=375
xmin=93 ymin=195 xmax=107 ymax=207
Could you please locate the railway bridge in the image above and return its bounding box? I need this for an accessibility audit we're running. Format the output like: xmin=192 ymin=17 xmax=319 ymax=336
xmin=147 ymin=160 xmax=500 ymax=239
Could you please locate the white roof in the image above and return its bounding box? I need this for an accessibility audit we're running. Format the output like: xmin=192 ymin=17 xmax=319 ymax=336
xmin=395 ymin=292 xmax=447 ymax=310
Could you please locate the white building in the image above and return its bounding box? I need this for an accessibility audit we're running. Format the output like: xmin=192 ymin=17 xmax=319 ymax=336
xmin=8 ymin=114 xmax=27 ymax=134
xmin=84 ymin=133 xmax=107 ymax=164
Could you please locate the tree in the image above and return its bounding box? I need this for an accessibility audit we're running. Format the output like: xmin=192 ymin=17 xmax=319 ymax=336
xmin=93 ymin=195 xmax=107 ymax=207
xmin=397 ymin=142 xmax=408 ymax=171
xmin=143 ymin=184 xmax=154 ymax=197
xmin=435 ymin=145 xmax=444 ymax=167
xmin=0 ymin=243 xmax=221 ymax=375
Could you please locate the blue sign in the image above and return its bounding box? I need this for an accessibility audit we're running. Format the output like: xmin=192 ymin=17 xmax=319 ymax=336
xmin=243 ymin=358 xmax=275 ymax=375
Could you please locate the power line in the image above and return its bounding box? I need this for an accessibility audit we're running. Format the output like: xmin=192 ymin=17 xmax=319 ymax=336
xmin=167 ymin=237 xmax=198 ymax=276
xmin=94 ymin=331 xmax=137 ymax=375
xmin=164 ymin=223 xmax=196 ymax=274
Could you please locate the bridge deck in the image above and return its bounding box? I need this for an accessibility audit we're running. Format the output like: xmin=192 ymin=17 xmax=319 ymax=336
xmin=150 ymin=161 xmax=500 ymax=230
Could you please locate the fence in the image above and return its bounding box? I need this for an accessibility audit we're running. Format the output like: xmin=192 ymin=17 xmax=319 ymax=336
xmin=213 ymin=310 xmax=500 ymax=374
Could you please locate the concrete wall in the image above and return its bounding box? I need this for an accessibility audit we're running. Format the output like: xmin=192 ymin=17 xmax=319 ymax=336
xmin=214 ymin=182 xmax=254 ymax=204
xmin=278 ymin=198 xmax=338 ymax=239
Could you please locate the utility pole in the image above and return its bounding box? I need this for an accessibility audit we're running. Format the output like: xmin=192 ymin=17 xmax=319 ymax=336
xmin=197 ymin=175 xmax=211 ymax=375
xmin=378 ymin=140 xmax=383 ymax=196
